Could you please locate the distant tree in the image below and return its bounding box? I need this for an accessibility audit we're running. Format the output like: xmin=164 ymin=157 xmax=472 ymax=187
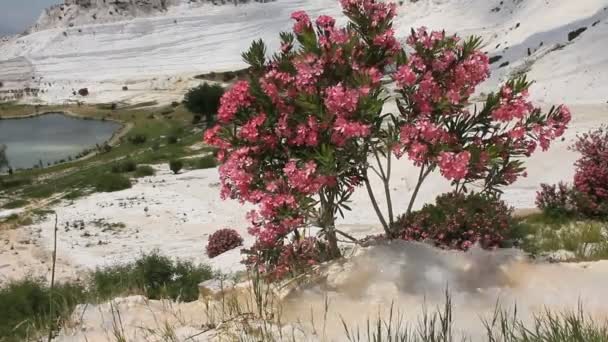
xmin=183 ymin=83 xmax=224 ymax=127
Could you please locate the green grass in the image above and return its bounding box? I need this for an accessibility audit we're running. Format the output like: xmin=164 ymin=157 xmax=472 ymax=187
xmin=95 ymin=173 xmax=132 ymax=192
xmin=91 ymin=252 xmax=212 ymax=302
xmin=516 ymin=213 xmax=608 ymax=261
xmin=0 ymin=279 xmax=87 ymax=342
xmin=0 ymin=176 xmax=32 ymax=190
xmin=1 ymin=199 xmax=28 ymax=209
xmin=185 ymin=155 xmax=218 ymax=170
xmin=0 ymin=252 xmax=213 ymax=342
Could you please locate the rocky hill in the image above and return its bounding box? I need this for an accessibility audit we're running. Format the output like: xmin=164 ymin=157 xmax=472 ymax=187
xmin=0 ymin=0 xmax=606 ymax=106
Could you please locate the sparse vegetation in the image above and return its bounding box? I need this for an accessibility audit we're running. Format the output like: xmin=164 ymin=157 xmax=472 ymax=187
xmin=516 ymin=213 xmax=608 ymax=261
xmin=0 ymin=279 xmax=87 ymax=342
xmin=1 ymin=199 xmax=28 ymax=209
xmin=91 ymin=251 xmax=213 ymax=302
xmin=134 ymin=165 xmax=155 ymax=177
xmin=0 ymin=253 xmax=213 ymax=341
xmin=185 ymin=155 xmax=217 ymax=169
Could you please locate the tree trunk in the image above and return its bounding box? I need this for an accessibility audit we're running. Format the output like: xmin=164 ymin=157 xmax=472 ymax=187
xmin=319 ymin=190 xmax=341 ymax=259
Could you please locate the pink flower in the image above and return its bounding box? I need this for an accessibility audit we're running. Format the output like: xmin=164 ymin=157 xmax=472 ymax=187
xmin=438 ymin=151 xmax=471 ymax=180
xmin=324 ymin=83 xmax=360 ymax=117
xmin=508 ymin=125 xmax=525 ymax=140
xmin=394 ymin=65 xmax=416 ymax=87
xmin=372 ymin=29 xmax=400 ymax=52
xmin=291 ymin=10 xmax=312 ymax=34
xmin=316 ymin=15 xmax=335 ymax=30
xmin=407 ymin=142 xmax=429 ymax=165
xmin=332 ymin=117 xmax=371 ymax=145
xmin=217 ymin=80 xmax=253 ymax=123
xmin=239 ymin=112 xmax=267 ymax=142
xmin=294 ymin=54 xmax=325 ymax=94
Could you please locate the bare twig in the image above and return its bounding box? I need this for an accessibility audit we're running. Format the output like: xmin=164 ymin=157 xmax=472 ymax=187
xmin=47 ymin=213 xmax=58 ymax=342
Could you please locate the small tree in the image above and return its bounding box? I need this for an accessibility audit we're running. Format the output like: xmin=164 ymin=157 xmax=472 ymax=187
xmin=169 ymin=160 xmax=183 ymax=174
xmin=183 ymin=83 xmax=224 ymax=127
xmin=205 ymin=0 xmax=570 ymax=279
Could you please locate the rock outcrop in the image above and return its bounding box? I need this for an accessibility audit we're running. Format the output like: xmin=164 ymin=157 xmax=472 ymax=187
xmin=30 ymin=0 xmax=183 ymax=32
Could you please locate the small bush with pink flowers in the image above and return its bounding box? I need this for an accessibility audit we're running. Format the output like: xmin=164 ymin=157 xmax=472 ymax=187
xmin=396 ymin=192 xmax=515 ymax=251
xmin=572 ymin=126 xmax=608 ymax=217
xmin=536 ymin=126 xmax=608 ymax=219
xmin=206 ymin=228 xmax=244 ymax=258
xmin=535 ymin=182 xmax=578 ymax=218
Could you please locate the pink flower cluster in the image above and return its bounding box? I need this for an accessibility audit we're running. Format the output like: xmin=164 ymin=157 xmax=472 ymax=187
xmin=394 ymin=27 xmax=570 ymax=189
xmin=398 ymin=28 xmax=490 ymax=113
xmin=291 ymin=11 xmax=312 ymax=34
xmin=437 ymin=151 xmax=471 ymax=181
xmin=217 ymin=80 xmax=252 ymax=123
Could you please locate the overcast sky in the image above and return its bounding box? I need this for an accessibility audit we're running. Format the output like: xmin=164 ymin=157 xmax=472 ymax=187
xmin=0 ymin=0 xmax=61 ymax=34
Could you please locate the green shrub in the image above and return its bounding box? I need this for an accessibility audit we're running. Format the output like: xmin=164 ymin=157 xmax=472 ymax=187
xmin=0 ymin=278 xmax=87 ymax=342
xmin=127 ymin=134 xmax=147 ymax=145
xmin=134 ymin=165 xmax=155 ymax=178
xmin=110 ymin=159 xmax=137 ymax=173
xmin=169 ymin=160 xmax=183 ymax=174
xmin=167 ymin=135 xmax=178 ymax=144
xmin=95 ymin=174 xmax=131 ymax=192
xmin=91 ymin=251 xmax=212 ymax=301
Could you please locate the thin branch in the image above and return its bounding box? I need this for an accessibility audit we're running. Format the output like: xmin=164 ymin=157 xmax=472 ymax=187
xmin=406 ymin=165 xmax=433 ymax=216
xmin=47 ymin=213 xmax=58 ymax=342
xmin=369 ymin=165 xmax=383 ymax=179
xmin=372 ymin=148 xmax=387 ymax=180
xmin=335 ymin=229 xmax=359 ymax=243
xmin=363 ymin=169 xmax=390 ymax=235
xmin=384 ymin=149 xmax=394 ymax=227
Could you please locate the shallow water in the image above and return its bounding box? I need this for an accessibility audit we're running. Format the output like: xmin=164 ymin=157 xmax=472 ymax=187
xmin=0 ymin=113 xmax=121 ymax=170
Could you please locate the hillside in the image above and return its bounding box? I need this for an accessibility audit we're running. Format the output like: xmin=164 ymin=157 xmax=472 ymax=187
xmin=0 ymin=0 xmax=606 ymax=105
